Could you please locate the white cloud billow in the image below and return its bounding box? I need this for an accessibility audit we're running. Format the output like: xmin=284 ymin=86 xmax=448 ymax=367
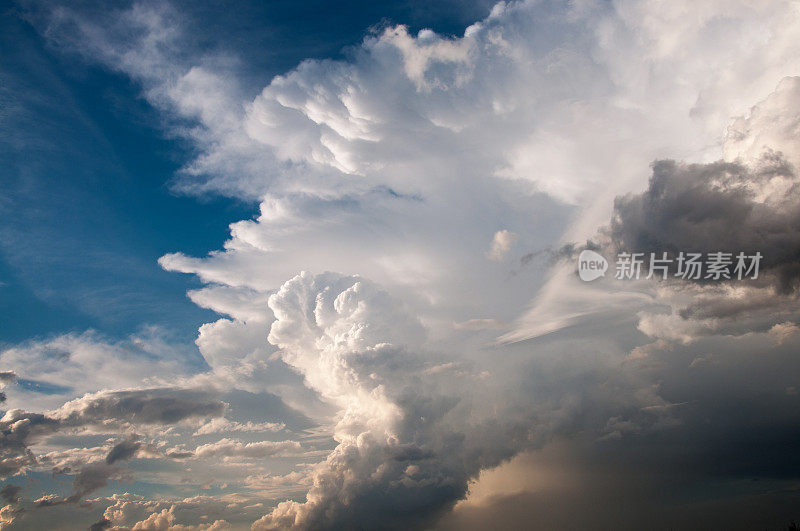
xmin=253 ymin=272 xmax=517 ymax=529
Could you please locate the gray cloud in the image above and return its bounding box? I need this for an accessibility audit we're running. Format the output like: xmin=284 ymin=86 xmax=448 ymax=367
xmin=0 ymin=484 xmax=22 ymax=505
xmin=55 ymin=388 xmax=227 ymax=427
xmin=105 ymin=437 xmax=141 ymax=465
xmin=609 ymin=156 xmax=800 ymax=294
xmin=559 ymin=81 xmax=800 ymax=342
xmin=0 ymin=386 xmax=227 ymax=513
xmin=436 ymin=441 xmax=800 ymax=531
xmin=34 ymin=463 xmax=128 ymax=507
xmin=66 ymin=463 xmax=127 ymax=504
xmin=0 ymin=388 xmax=225 ymax=477
xmin=0 ymin=410 xmax=60 ymax=478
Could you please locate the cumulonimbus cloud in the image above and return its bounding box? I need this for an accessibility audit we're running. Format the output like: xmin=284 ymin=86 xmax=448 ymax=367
xmin=7 ymin=0 xmax=800 ymax=528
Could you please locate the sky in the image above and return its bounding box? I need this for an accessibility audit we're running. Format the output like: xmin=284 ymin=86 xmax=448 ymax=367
xmin=0 ymin=0 xmax=800 ymax=529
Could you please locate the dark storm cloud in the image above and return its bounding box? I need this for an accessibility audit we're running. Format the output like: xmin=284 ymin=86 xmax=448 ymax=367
xmin=609 ymin=157 xmax=800 ymax=293
xmin=436 ymin=325 xmax=800 ymax=531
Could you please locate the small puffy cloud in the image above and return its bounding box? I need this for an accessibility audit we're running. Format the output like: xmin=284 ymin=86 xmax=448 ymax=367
xmin=768 ymin=321 xmax=800 ymax=345
xmin=96 ymin=493 xmax=263 ymax=530
xmin=0 ymin=502 xmax=21 ymax=529
xmin=0 ymin=386 xmax=226 ymax=498
xmin=38 ymin=445 xmax=109 ymax=472
xmin=486 ymin=230 xmax=518 ymax=262
xmin=104 ymin=505 xmax=232 ymax=531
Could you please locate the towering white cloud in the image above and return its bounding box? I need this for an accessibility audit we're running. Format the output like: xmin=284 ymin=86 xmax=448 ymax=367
xmin=252 ymin=272 xmax=530 ymax=529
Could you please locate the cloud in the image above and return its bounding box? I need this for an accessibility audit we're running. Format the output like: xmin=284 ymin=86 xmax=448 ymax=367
xmin=0 ymin=330 xmax=203 ymax=411
xmin=609 ymin=156 xmax=800 ymax=293
xmin=32 ymin=463 xmax=131 ymax=507
xmin=89 ymin=519 xmax=112 ymax=531
xmin=192 ymin=439 xmax=303 ymax=460
xmin=0 ymin=385 xmax=226 ymax=510
xmin=13 ymin=0 xmax=800 ymax=528
xmin=452 ymin=318 xmax=506 ymax=331
xmin=105 ymin=437 xmax=142 ymax=465
xmin=104 ymin=505 xmax=232 ymax=531
xmin=252 ymin=272 xmax=526 ymax=530
xmin=243 ymin=471 xmax=313 ymax=496
xmin=0 ymin=409 xmax=60 ymax=478
xmin=96 ymin=493 xmax=262 ymax=530
xmin=54 ymin=388 xmax=227 ymax=427
xmin=65 ymin=463 xmax=129 ymax=504
xmin=0 ymin=487 xmax=20 ymax=506
xmin=192 ymin=418 xmax=284 ymax=437
xmin=595 ymin=78 xmax=800 ymax=344
xmin=724 ymin=76 xmax=800 ymax=169
xmin=508 ymin=75 xmax=800 ymax=344
xmin=768 ymin=321 xmax=800 ymax=345
xmin=0 ymin=503 xmax=21 ymax=530
xmin=437 ymin=439 xmax=800 ymax=531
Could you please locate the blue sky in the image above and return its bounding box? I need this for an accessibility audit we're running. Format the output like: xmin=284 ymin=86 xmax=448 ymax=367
xmin=2 ymin=1 xmax=800 ymax=530
xmin=0 ymin=0 xmax=496 ymax=344
xmin=1 ymin=2 xmax=241 ymax=343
